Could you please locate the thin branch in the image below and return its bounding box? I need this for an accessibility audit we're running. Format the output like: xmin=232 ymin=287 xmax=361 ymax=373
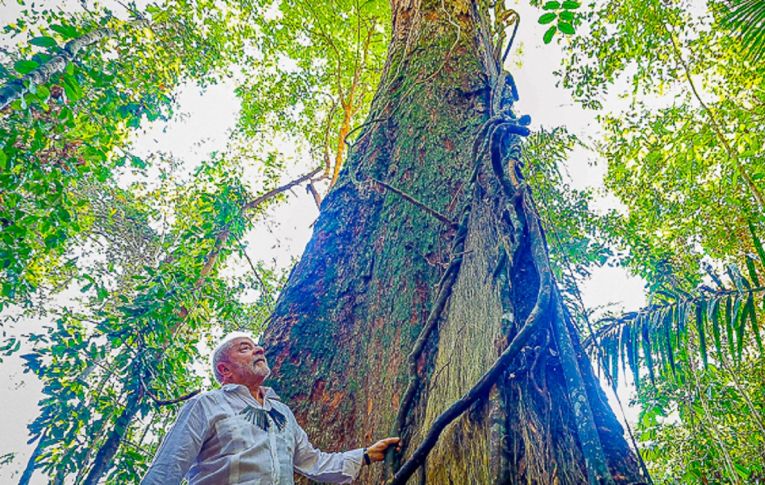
xmin=146 ymin=388 xmax=200 ymax=407
xmin=0 ymin=19 xmax=147 ymax=112
xmin=306 ymin=182 xmax=323 ymax=209
xmin=242 ymin=167 xmax=322 ymax=211
xmin=369 ymin=176 xmax=456 ymax=228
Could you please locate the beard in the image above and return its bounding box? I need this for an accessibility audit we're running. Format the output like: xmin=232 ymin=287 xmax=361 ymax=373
xmin=252 ymin=360 xmax=271 ymax=381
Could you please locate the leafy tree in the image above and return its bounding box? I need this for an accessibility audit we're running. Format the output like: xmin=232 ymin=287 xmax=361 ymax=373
xmin=0 ymin=0 xmax=255 ymax=306
xmin=557 ymin=0 xmax=765 ymax=481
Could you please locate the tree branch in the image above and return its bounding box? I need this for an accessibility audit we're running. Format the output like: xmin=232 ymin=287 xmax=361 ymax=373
xmin=369 ymin=176 xmax=456 ymax=228
xmin=242 ymin=167 xmax=323 ymax=211
xmin=0 ymin=19 xmax=147 ymax=112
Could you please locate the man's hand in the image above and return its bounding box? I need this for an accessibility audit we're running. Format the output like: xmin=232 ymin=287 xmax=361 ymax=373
xmin=365 ymin=437 xmax=401 ymax=462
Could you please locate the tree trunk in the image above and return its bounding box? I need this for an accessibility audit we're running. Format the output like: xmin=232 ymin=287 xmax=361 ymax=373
xmin=264 ymin=0 xmax=643 ymax=483
xmin=19 ymin=432 xmax=46 ymax=485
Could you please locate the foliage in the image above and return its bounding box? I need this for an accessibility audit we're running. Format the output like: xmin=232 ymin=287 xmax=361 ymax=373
xmin=536 ymin=0 xmax=582 ymax=44
xmin=559 ymin=0 xmax=765 ymax=481
xmin=20 ymin=156 xmax=284 ymax=482
xmin=588 ymin=248 xmax=765 ymax=385
xmin=559 ymin=0 xmax=764 ymax=284
xmin=721 ymin=0 xmax=765 ymax=63
xmin=636 ymin=357 xmax=765 ymax=483
xmin=235 ymin=0 xmax=390 ymax=189
xmin=522 ymin=127 xmax=614 ymax=324
xmin=0 ymin=0 xmax=256 ymax=307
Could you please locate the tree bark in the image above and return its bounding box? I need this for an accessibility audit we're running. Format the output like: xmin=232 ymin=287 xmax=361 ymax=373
xmin=264 ymin=0 xmax=644 ymax=483
xmin=0 ymin=25 xmax=116 ymax=112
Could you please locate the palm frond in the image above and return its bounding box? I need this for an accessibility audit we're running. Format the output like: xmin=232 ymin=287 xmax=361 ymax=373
xmin=585 ymin=275 xmax=765 ymax=388
xmin=721 ymin=0 xmax=765 ymax=63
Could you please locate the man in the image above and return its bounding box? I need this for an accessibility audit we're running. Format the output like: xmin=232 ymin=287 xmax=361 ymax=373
xmin=142 ymin=332 xmax=400 ymax=484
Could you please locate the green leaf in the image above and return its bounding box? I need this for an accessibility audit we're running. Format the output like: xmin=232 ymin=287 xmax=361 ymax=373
xmin=642 ymin=318 xmax=655 ymax=383
xmin=558 ymin=22 xmax=576 ymax=35
xmin=745 ymin=256 xmax=761 ymax=286
xmin=0 ymin=151 xmax=7 ymax=171
xmin=36 ymin=84 xmax=50 ymax=101
xmin=725 ymin=296 xmax=735 ymax=360
xmin=628 ymin=318 xmax=640 ymax=389
xmin=543 ymin=1 xmax=561 ymax=10
xmin=50 ymin=24 xmax=79 ymax=39
xmin=14 ymin=60 xmax=39 ymax=74
xmin=744 ymin=295 xmax=763 ymax=352
xmin=695 ymin=302 xmax=708 ymax=369
xmin=663 ymin=306 xmax=676 ymax=376
xmin=559 ymin=11 xmax=575 ymax=21
xmin=543 ymin=26 xmax=557 ymax=44
xmin=63 ymin=74 xmax=82 ymax=101
xmin=709 ymin=297 xmax=723 ymax=361
xmin=539 ymin=13 xmax=557 ymax=24
xmin=562 ymin=0 xmax=581 ymax=8
xmin=29 ymin=36 xmax=58 ymax=48
xmin=733 ymin=296 xmax=745 ymax=359
xmin=749 ymin=222 xmax=765 ymax=271
xmin=619 ymin=323 xmax=630 ymax=377
xmin=734 ymin=463 xmax=751 ymax=481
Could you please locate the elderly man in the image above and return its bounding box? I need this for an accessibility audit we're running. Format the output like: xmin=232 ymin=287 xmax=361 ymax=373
xmin=142 ymin=332 xmax=400 ymax=484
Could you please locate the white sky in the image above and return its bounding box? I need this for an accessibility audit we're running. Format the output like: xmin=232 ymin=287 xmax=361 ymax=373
xmin=0 ymin=1 xmax=647 ymax=481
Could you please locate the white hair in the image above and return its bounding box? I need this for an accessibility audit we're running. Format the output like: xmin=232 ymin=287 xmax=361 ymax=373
xmin=211 ymin=331 xmax=257 ymax=384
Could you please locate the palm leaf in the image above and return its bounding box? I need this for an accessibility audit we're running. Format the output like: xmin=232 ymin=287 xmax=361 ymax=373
xmin=663 ymin=306 xmax=677 ymax=376
xmin=586 ymin=283 xmax=765 ymax=388
xmin=750 ymin=222 xmax=765 ymax=270
xmin=745 ymin=256 xmax=761 ymax=286
xmin=709 ymin=297 xmax=724 ymax=362
xmin=722 ymin=0 xmax=765 ymax=63
xmin=642 ymin=318 xmax=656 ymax=384
xmin=744 ymin=295 xmax=763 ymax=352
xmin=695 ymin=301 xmax=709 ymax=369
xmin=726 ymin=295 xmax=736 ymax=359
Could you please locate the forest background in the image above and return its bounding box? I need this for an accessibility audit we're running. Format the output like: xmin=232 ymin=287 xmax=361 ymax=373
xmin=0 ymin=0 xmax=763 ymax=483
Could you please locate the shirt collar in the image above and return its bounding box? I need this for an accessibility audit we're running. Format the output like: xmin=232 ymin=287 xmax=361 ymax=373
xmin=221 ymin=383 xmax=281 ymax=406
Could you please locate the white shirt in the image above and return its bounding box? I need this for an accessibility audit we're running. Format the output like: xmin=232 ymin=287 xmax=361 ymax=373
xmin=141 ymin=384 xmax=363 ymax=484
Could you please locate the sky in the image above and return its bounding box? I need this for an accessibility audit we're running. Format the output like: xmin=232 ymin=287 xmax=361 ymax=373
xmin=0 ymin=1 xmax=648 ymax=482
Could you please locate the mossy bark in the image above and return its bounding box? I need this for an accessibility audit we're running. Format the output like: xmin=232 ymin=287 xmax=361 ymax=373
xmin=264 ymin=0 xmax=642 ymax=483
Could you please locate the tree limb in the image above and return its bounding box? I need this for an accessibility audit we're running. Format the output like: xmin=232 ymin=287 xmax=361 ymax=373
xmin=369 ymin=176 xmax=456 ymax=228
xmin=0 ymin=20 xmax=147 ymax=112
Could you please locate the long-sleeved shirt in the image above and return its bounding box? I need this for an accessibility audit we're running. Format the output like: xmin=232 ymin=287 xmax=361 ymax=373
xmin=141 ymin=384 xmax=363 ymax=484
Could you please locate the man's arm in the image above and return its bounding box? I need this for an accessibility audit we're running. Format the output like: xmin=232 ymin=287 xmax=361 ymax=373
xmin=292 ymin=423 xmax=365 ymax=484
xmin=141 ymin=397 xmax=209 ymax=485
xmin=292 ymin=418 xmax=401 ymax=484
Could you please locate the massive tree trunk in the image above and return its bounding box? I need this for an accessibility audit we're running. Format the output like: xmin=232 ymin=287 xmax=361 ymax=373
xmin=264 ymin=0 xmax=643 ymax=483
